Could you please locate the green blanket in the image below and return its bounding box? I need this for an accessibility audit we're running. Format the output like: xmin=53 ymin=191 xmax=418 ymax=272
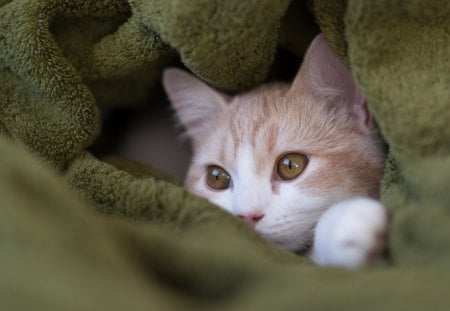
xmin=1 ymin=0 xmax=450 ymax=310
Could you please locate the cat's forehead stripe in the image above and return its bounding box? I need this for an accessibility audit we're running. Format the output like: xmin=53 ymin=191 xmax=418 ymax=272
xmin=266 ymin=122 xmax=278 ymax=153
xmin=249 ymin=114 xmax=264 ymax=147
xmin=228 ymin=115 xmax=241 ymax=160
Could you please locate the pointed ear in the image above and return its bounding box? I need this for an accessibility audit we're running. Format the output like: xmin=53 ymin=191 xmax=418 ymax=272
xmin=289 ymin=34 xmax=373 ymax=134
xmin=163 ymin=68 xmax=229 ymax=140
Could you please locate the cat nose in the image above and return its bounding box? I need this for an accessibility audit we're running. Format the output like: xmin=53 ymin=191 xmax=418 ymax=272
xmin=237 ymin=213 xmax=264 ymax=226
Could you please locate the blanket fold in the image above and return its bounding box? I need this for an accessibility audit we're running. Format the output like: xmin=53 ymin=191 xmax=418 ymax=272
xmin=345 ymin=0 xmax=450 ymax=265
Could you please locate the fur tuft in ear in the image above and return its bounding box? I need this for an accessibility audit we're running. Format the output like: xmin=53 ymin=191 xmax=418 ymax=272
xmin=163 ymin=68 xmax=229 ymax=141
xmin=289 ymin=34 xmax=374 ymax=134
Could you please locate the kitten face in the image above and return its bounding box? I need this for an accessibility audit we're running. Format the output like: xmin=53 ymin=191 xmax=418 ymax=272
xmin=163 ymin=34 xmax=386 ymax=251
xmin=184 ymin=87 xmax=384 ymax=251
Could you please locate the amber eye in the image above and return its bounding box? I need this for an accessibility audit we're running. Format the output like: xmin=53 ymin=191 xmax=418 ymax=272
xmin=206 ymin=165 xmax=231 ymax=190
xmin=277 ymin=153 xmax=308 ymax=180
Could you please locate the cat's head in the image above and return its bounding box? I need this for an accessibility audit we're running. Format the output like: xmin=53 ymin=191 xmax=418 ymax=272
xmin=163 ymin=34 xmax=386 ymax=251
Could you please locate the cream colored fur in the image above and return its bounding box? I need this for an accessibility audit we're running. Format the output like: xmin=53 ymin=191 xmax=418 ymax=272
xmin=163 ymin=34 xmax=387 ymax=268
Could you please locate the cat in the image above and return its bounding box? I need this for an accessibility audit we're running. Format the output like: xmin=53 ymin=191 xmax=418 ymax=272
xmin=162 ymin=34 xmax=388 ymax=268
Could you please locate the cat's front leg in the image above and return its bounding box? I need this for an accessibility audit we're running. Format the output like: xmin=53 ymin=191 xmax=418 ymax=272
xmin=310 ymin=198 xmax=388 ymax=268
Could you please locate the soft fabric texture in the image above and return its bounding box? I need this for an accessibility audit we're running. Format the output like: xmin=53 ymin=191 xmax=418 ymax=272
xmin=1 ymin=0 xmax=449 ymax=310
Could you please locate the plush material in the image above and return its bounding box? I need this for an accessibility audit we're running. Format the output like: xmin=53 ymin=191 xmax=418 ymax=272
xmin=1 ymin=0 xmax=450 ymax=310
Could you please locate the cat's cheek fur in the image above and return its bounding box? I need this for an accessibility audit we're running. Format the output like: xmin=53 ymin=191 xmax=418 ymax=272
xmin=207 ymin=191 xmax=234 ymax=214
xmin=256 ymin=187 xmax=331 ymax=251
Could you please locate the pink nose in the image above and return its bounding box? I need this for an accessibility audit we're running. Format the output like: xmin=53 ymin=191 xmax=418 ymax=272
xmin=237 ymin=213 xmax=264 ymax=226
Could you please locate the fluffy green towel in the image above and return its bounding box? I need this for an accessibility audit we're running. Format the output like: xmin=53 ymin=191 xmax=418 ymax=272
xmin=1 ymin=0 xmax=450 ymax=310
xmin=316 ymin=0 xmax=450 ymax=265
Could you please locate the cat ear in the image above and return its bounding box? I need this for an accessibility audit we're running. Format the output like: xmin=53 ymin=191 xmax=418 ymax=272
xmin=163 ymin=68 xmax=229 ymax=140
xmin=289 ymin=34 xmax=373 ymax=134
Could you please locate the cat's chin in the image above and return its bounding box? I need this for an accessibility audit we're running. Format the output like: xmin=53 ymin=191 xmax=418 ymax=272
xmin=267 ymin=238 xmax=311 ymax=254
xmin=257 ymin=229 xmax=313 ymax=253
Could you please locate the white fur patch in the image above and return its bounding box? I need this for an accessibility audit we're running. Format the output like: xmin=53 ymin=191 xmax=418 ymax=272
xmin=311 ymin=198 xmax=387 ymax=268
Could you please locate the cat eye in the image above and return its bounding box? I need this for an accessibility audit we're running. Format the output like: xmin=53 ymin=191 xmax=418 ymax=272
xmin=206 ymin=165 xmax=231 ymax=190
xmin=277 ymin=153 xmax=308 ymax=180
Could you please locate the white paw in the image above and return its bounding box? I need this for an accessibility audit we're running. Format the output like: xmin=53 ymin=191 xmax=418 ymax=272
xmin=311 ymin=197 xmax=388 ymax=268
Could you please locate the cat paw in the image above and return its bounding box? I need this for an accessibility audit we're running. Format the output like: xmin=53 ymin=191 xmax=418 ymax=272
xmin=310 ymin=198 xmax=388 ymax=268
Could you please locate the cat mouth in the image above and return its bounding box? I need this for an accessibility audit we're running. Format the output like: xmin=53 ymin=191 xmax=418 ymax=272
xmin=258 ymin=232 xmax=303 ymax=252
xmin=256 ymin=225 xmax=315 ymax=252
